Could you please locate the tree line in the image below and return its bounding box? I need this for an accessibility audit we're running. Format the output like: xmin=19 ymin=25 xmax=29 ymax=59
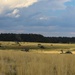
xmin=0 ymin=33 xmax=75 ymax=43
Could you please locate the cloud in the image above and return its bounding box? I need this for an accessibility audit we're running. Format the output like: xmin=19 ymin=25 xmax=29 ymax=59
xmin=0 ymin=0 xmax=74 ymax=37
xmin=36 ymin=0 xmax=71 ymax=11
xmin=0 ymin=0 xmax=71 ymax=14
xmin=16 ymin=0 xmax=71 ymax=21
xmin=0 ymin=0 xmax=38 ymax=14
xmin=39 ymin=16 xmax=48 ymax=20
xmin=7 ymin=9 xmax=20 ymax=18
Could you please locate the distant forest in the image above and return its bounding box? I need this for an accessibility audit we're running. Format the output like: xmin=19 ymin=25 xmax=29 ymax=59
xmin=0 ymin=33 xmax=75 ymax=43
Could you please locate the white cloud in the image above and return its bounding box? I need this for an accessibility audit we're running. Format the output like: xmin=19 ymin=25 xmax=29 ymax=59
xmin=12 ymin=9 xmax=19 ymax=15
xmin=0 ymin=0 xmax=71 ymax=15
xmin=0 ymin=0 xmax=38 ymax=14
xmin=39 ymin=16 xmax=48 ymax=20
xmin=7 ymin=9 xmax=20 ymax=18
xmin=15 ymin=14 xmax=20 ymax=18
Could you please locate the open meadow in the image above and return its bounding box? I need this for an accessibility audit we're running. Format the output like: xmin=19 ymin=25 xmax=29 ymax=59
xmin=0 ymin=41 xmax=75 ymax=53
xmin=0 ymin=42 xmax=75 ymax=75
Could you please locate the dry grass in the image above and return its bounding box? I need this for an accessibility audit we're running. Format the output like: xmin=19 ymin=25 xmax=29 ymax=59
xmin=0 ymin=50 xmax=75 ymax=75
xmin=0 ymin=42 xmax=75 ymax=75
xmin=1 ymin=41 xmax=75 ymax=51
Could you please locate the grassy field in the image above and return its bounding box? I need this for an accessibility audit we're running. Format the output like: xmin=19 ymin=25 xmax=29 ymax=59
xmin=0 ymin=50 xmax=74 ymax=75
xmin=0 ymin=41 xmax=75 ymax=75
xmin=0 ymin=41 xmax=75 ymax=53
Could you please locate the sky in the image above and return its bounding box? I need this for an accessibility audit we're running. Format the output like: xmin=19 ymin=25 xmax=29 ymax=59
xmin=0 ymin=0 xmax=75 ymax=37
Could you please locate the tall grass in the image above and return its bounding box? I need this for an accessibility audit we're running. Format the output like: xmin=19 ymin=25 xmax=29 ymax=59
xmin=0 ymin=50 xmax=75 ymax=75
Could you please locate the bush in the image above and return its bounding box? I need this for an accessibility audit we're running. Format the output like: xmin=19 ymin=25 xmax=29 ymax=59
xmin=51 ymin=44 xmax=53 ymax=46
xmin=65 ymin=50 xmax=72 ymax=54
xmin=38 ymin=44 xmax=41 ymax=47
xmin=40 ymin=46 xmax=45 ymax=49
xmin=38 ymin=44 xmax=45 ymax=49
xmin=21 ymin=48 xmax=29 ymax=52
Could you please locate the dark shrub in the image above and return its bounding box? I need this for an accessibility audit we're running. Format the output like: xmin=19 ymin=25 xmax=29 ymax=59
xmin=21 ymin=48 xmax=29 ymax=52
xmin=38 ymin=44 xmax=45 ymax=49
xmin=0 ymin=45 xmax=1 ymax=47
xmin=65 ymin=50 xmax=72 ymax=54
xmin=40 ymin=46 xmax=45 ymax=49
xmin=60 ymin=50 xmax=64 ymax=54
xmin=38 ymin=44 xmax=41 ymax=47
xmin=51 ymin=44 xmax=53 ymax=46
